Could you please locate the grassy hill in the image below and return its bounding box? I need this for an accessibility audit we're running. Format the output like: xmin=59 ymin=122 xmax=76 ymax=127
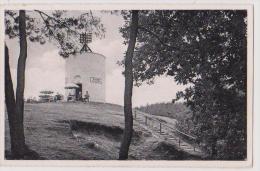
xmin=5 ymin=102 xmax=203 ymax=160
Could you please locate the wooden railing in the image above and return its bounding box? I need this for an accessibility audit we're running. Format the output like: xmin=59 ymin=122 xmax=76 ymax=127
xmin=134 ymin=110 xmax=200 ymax=152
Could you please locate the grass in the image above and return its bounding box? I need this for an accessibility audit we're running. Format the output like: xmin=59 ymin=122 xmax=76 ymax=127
xmin=5 ymin=102 xmax=203 ymax=160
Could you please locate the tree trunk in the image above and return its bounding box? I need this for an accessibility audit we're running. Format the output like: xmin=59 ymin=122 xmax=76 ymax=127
xmin=4 ymin=44 xmax=23 ymax=159
xmin=10 ymin=10 xmax=27 ymax=159
xmin=119 ymin=10 xmax=139 ymax=160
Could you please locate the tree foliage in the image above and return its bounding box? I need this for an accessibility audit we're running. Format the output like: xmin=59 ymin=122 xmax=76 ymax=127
xmin=5 ymin=10 xmax=105 ymax=57
xmin=120 ymin=10 xmax=247 ymax=160
xmin=136 ymin=102 xmax=191 ymax=119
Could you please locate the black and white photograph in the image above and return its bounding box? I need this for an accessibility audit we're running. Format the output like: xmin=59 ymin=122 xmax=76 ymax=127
xmin=0 ymin=3 xmax=253 ymax=167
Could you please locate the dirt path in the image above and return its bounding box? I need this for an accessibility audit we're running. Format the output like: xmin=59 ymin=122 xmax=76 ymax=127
xmin=133 ymin=110 xmax=205 ymax=157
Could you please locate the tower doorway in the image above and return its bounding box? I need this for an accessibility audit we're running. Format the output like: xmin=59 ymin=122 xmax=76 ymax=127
xmin=75 ymin=83 xmax=82 ymax=101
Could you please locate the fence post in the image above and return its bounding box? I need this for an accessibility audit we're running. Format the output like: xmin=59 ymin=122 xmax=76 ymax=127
xmin=178 ymin=138 xmax=181 ymax=147
xmin=194 ymin=146 xmax=196 ymax=152
xmin=159 ymin=123 xmax=162 ymax=134
xmin=134 ymin=110 xmax=137 ymax=119
xmin=145 ymin=116 xmax=147 ymax=125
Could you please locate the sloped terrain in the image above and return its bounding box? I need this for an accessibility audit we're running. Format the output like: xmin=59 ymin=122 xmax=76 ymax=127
xmin=5 ymin=102 xmax=204 ymax=160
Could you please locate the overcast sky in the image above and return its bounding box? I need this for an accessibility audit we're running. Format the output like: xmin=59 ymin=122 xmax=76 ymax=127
xmin=6 ymin=11 xmax=186 ymax=107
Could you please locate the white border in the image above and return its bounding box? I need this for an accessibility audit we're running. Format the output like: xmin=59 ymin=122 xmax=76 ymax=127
xmin=0 ymin=3 xmax=254 ymax=168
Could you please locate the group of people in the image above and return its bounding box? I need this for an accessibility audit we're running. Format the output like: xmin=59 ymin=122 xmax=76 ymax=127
xmin=78 ymin=91 xmax=90 ymax=102
xmin=67 ymin=90 xmax=90 ymax=102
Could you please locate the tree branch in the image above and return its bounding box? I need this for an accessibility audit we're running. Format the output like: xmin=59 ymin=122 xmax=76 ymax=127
xmin=35 ymin=10 xmax=93 ymax=53
xmin=138 ymin=26 xmax=180 ymax=51
xmin=34 ymin=10 xmax=78 ymax=35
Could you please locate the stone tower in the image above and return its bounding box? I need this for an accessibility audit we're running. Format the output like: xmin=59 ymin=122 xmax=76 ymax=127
xmin=65 ymin=52 xmax=106 ymax=102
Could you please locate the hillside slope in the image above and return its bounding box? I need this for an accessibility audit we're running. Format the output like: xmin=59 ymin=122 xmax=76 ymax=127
xmin=5 ymin=102 xmax=204 ymax=160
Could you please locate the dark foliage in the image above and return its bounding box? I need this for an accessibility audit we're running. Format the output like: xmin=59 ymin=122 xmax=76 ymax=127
xmin=120 ymin=10 xmax=247 ymax=160
xmin=136 ymin=102 xmax=191 ymax=119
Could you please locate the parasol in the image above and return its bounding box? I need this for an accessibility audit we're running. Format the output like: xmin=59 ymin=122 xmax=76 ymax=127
xmin=40 ymin=90 xmax=54 ymax=94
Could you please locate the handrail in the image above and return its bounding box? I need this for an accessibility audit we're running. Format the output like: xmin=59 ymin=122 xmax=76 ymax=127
xmin=135 ymin=110 xmax=197 ymax=140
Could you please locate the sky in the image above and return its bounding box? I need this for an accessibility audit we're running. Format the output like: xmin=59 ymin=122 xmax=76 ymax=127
xmin=6 ymin=11 xmax=186 ymax=107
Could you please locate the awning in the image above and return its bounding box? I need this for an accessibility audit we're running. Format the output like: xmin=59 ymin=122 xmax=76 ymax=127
xmin=65 ymin=83 xmax=79 ymax=89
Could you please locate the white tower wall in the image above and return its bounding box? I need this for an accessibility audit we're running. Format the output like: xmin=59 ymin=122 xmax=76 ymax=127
xmin=65 ymin=52 xmax=106 ymax=102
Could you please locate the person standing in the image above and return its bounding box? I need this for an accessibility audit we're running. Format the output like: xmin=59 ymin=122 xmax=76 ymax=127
xmin=84 ymin=91 xmax=90 ymax=102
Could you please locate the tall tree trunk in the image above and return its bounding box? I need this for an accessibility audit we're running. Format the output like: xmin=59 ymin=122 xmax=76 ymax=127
xmin=4 ymin=44 xmax=22 ymax=158
xmin=12 ymin=10 xmax=27 ymax=159
xmin=119 ymin=10 xmax=139 ymax=160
